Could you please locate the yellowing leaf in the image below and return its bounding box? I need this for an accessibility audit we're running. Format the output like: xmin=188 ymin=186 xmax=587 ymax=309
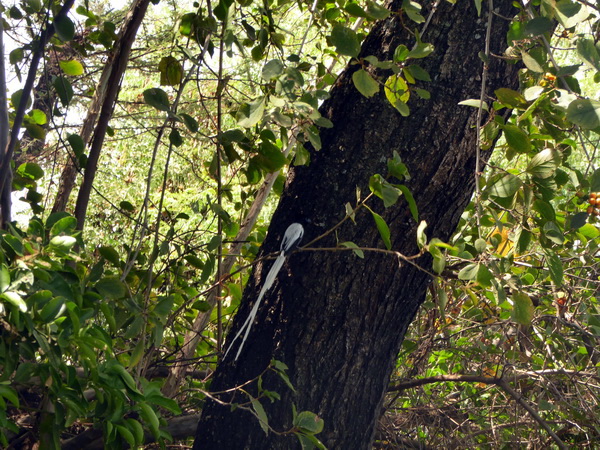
xmin=59 ymin=59 xmax=84 ymax=76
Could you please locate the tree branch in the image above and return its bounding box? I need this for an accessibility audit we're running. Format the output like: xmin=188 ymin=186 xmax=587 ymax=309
xmin=387 ymin=373 xmax=567 ymax=449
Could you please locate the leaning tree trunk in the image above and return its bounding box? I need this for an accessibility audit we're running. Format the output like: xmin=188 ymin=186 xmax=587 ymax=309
xmin=195 ymin=0 xmax=519 ymax=448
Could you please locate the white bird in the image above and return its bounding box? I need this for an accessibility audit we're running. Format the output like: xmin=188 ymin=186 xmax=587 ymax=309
xmin=224 ymin=223 xmax=304 ymax=361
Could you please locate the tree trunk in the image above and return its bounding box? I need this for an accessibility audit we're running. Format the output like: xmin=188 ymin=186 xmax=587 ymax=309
xmin=52 ymin=0 xmax=151 ymax=217
xmin=195 ymin=0 xmax=519 ymax=448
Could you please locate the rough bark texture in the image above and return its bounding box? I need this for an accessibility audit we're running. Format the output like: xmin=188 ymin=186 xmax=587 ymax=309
xmin=195 ymin=0 xmax=520 ymax=448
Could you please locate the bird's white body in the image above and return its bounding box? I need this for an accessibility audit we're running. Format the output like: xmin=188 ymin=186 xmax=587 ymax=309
xmin=224 ymin=223 xmax=304 ymax=361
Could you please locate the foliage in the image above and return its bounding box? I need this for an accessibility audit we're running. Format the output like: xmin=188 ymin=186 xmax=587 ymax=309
xmin=0 ymin=215 xmax=181 ymax=447
xmin=0 ymin=0 xmax=599 ymax=447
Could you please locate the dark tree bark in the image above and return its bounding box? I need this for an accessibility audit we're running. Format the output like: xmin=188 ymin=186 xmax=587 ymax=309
xmin=195 ymin=0 xmax=519 ymax=448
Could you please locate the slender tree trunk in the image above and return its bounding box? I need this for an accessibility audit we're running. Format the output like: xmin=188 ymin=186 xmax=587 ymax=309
xmin=194 ymin=0 xmax=520 ymax=448
xmin=0 ymin=12 xmax=11 ymax=225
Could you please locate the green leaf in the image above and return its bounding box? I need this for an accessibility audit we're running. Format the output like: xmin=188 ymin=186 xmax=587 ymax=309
xmin=429 ymin=245 xmax=445 ymax=274
xmin=145 ymin=393 xmax=182 ymax=414
xmin=524 ymin=16 xmax=553 ymax=36
xmin=54 ymin=14 xmax=75 ymax=41
xmin=366 ymin=0 xmax=391 ymax=19
xmin=154 ymin=296 xmax=174 ymax=320
xmin=329 ymin=24 xmax=361 ymax=58
xmin=0 ymin=385 xmax=20 ymax=408
xmin=28 ymin=109 xmax=46 ymax=126
xmin=215 ymin=0 xmax=235 ymax=20
xmin=220 ymin=129 xmax=246 ymax=143
xmin=384 ymin=75 xmax=410 ymax=110
xmin=490 ymin=174 xmax=522 ymax=198
xmin=404 ymin=64 xmax=430 ymax=82
xmin=503 ymin=125 xmax=531 ymax=153
xmin=116 ymin=425 xmax=136 ymax=448
xmin=11 ymin=89 xmax=32 ymax=110
xmin=16 ymin=162 xmax=44 ymax=180
xmin=407 ymin=41 xmax=434 ymax=59
xmin=576 ymin=38 xmax=600 ymax=71
xmin=474 ymin=238 xmax=488 ymax=253
xmin=387 ymin=151 xmax=410 ymax=181
xmin=522 ymin=51 xmax=544 ymax=73
xmin=306 ymin=127 xmax=322 ymax=150
xmin=533 ymin=199 xmax=555 ymax=221
xmin=169 ymin=129 xmax=183 ymax=147
xmin=59 ymin=59 xmax=84 ymax=76
xmin=255 ymin=140 xmax=286 ymax=172
xmin=570 ymin=211 xmax=588 ymax=229
xmin=158 ymin=55 xmax=183 ymax=86
xmin=9 ymin=5 xmax=23 ymax=19
xmin=125 ymin=419 xmax=144 ymax=445
xmin=0 ymin=264 xmax=9 ymax=293
xmin=546 ymin=251 xmax=563 ymax=285
xmin=458 ymin=263 xmax=478 ymax=281
xmin=9 ymin=48 xmax=24 ymax=65
xmin=143 ymin=88 xmax=171 ymax=112
xmin=554 ymin=0 xmax=590 ymax=29
xmin=415 ymin=88 xmax=430 ymax=99
xmin=23 ymin=122 xmax=46 ymax=141
xmin=40 ymin=296 xmax=66 ymax=322
xmin=369 ymin=175 xmax=399 ymax=207
xmin=111 ymin=363 xmax=141 ymax=394
xmin=578 ymin=223 xmax=599 ymax=240
xmin=543 ymin=221 xmax=564 ymax=245
xmin=340 ymin=242 xmax=364 ymax=259
xmin=345 ymin=2 xmax=367 ymax=17
xmin=512 ymin=292 xmax=534 ymax=325
xmin=53 ymin=76 xmax=74 ymax=107
xmin=139 ymin=403 xmax=160 ymax=438
xmin=476 ymin=264 xmax=493 ymax=288
xmin=1 ymin=291 xmax=27 ymax=312
xmin=237 ymin=96 xmax=266 ymax=128
xmin=251 ymin=398 xmax=269 ymax=434
xmin=95 ymin=276 xmax=127 ymax=299
xmin=50 ymin=216 xmax=77 ymax=237
xmin=523 ymin=86 xmax=545 ymax=102
xmin=180 ymin=113 xmax=199 ymax=132
xmin=526 ymin=148 xmax=561 ymax=179
xmin=458 ymin=99 xmax=489 ymax=111
xmin=67 ymin=134 xmax=84 ymax=156
xmin=49 ymin=235 xmax=77 ymax=251
xmin=567 ymin=99 xmax=600 ymax=129
xmin=393 ymin=44 xmax=410 ymax=62
xmin=398 ymin=184 xmax=418 ymax=222
xmin=99 ymin=246 xmax=121 ymax=266
xmin=370 ymin=211 xmax=391 ymax=250
xmin=352 ymin=69 xmax=380 ymax=98
xmin=262 ymin=59 xmax=284 ymax=80
xmin=294 ymin=411 xmax=324 ymax=434
xmin=495 ymin=88 xmax=527 ymax=108
xmin=402 ymin=0 xmax=424 ymax=22
xmin=3 ymin=234 xmax=24 ymax=256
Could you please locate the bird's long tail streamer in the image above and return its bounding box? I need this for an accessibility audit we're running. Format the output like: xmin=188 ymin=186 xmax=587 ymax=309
xmin=223 ymin=251 xmax=286 ymax=360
